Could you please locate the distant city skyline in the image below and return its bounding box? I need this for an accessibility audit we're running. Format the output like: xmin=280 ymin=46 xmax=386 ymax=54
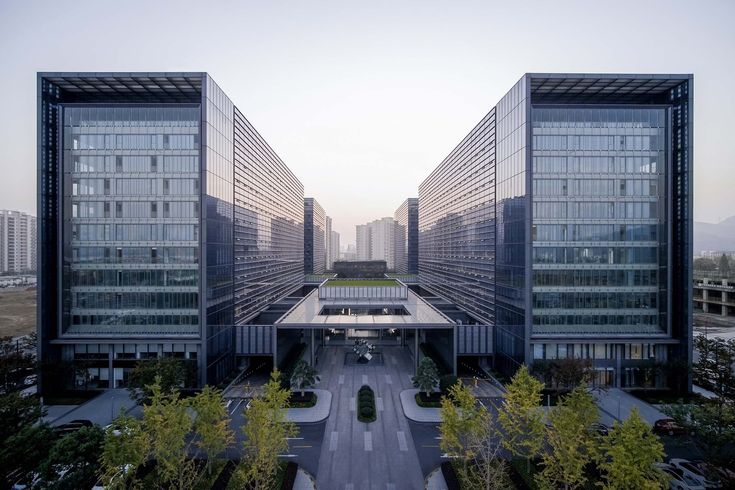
xmin=1 ymin=0 xmax=734 ymax=244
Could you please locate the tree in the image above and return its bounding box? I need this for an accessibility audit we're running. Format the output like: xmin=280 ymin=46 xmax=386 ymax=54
xmin=142 ymin=376 xmax=197 ymax=488
xmin=39 ymin=425 xmax=105 ymax=490
xmin=128 ymin=357 xmax=186 ymax=404
xmin=412 ymin=357 xmax=440 ymax=396
xmin=552 ymin=358 xmax=592 ymax=390
xmin=693 ymin=257 xmax=717 ymax=271
xmin=497 ymin=365 xmax=545 ymax=472
xmin=236 ymin=369 xmax=297 ymax=489
xmin=440 ymin=382 xmax=510 ymax=489
xmin=0 ymin=391 xmax=45 ymax=443
xmin=289 ymin=359 xmax=320 ymax=397
xmin=595 ymin=408 xmax=668 ymax=490
xmin=693 ymin=335 xmax=735 ymax=401
xmin=0 ymin=336 xmax=35 ymax=393
xmin=0 ymin=423 xmax=55 ymax=487
xmin=719 ymin=254 xmax=731 ymax=276
xmin=191 ymin=385 xmax=234 ymax=472
xmin=664 ymin=399 xmax=735 ymax=466
xmin=100 ymin=411 xmax=150 ymax=489
xmin=536 ymin=386 xmax=599 ymax=490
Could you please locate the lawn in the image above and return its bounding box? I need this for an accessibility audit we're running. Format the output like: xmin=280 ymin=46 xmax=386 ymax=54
xmin=0 ymin=287 xmax=36 ymax=338
xmin=326 ymin=279 xmax=398 ymax=287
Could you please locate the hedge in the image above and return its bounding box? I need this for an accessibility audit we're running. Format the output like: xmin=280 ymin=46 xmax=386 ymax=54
xmin=357 ymin=385 xmax=377 ymax=423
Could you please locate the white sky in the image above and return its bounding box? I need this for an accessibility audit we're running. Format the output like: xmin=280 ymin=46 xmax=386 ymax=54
xmin=1 ymin=0 xmax=733 ymax=245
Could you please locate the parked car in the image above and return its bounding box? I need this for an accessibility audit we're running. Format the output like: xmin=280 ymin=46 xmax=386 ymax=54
xmin=656 ymin=463 xmax=705 ymax=490
xmin=670 ymin=459 xmax=722 ymax=489
xmin=653 ymin=418 xmax=687 ymax=436
xmin=689 ymin=461 xmax=735 ymax=485
xmin=68 ymin=419 xmax=94 ymax=427
xmin=53 ymin=421 xmax=87 ymax=436
xmin=23 ymin=375 xmax=37 ymax=386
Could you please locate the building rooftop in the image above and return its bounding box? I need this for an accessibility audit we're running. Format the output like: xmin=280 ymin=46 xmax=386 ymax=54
xmin=276 ymin=288 xmax=453 ymax=327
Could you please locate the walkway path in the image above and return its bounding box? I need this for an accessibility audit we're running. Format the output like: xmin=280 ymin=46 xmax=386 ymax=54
xmin=316 ymin=346 xmax=425 ymax=489
xmin=593 ymin=388 xmax=667 ymax=424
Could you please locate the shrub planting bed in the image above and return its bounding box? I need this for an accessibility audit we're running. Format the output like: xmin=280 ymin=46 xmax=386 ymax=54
xmin=289 ymin=391 xmax=317 ymax=408
xmin=415 ymin=392 xmax=443 ymax=408
xmin=357 ymin=385 xmax=377 ymax=423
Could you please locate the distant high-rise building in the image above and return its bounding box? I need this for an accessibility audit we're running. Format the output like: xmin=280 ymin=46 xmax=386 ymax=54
xmin=326 ymin=216 xmax=333 ymax=270
xmin=0 ymin=210 xmax=37 ymax=274
xmin=394 ymin=198 xmax=418 ymax=274
xmin=420 ymin=73 xmax=693 ymax=389
xmin=304 ymin=198 xmax=326 ymax=274
xmin=329 ymin=230 xmax=340 ymax=270
xmin=37 ymin=72 xmax=304 ymax=390
xmin=341 ymin=243 xmax=357 ymax=261
xmin=355 ymin=217 xmax=398 ymax=270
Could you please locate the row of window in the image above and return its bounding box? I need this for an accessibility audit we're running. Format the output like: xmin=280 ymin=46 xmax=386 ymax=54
xmin=72 ymin=224 xmax=198 ymax=242
xmin=533 ymin=201 xmax=659 ymax=219
xmin=71 ymin=134 xmax=198 ymax=151
xmin=72 ymin=269 xmax=197 ymax=287
xmin=71 ymin=178 xmax=199 ymax=196
xmin=73 ymin=155 xmax=199 ymax=174
xmin=532 ymin=246 xmax=659 ymax=265
xmin=533 ymin=291 xmax=657 ymax=310
xmin=72 ymin=201 xmax=199 ymax=219
xmin=65 ymin=106 xmax=199 ymax=128
xmin=532 ymin=313 xmax=659 ymax=326
xmin=71 ymin=314 xmax=199 ymax=326
xmin=72 ymin=246 xmax=198 ymax=264
xmin=531 ymin=107 xmax=666 ymax=129
xmin=533 ymin=178 xmax=658 ymax=197
xmin=533 ymin=269 xmax=659 ymax=287
xmin=533 ymin=224 xmax=658 ymax=242
xmin=532 ymin=156 xmax=662 ymax=175
xmin=533 ymin=134 xmax=665 ymax=152
xmin=531 ymin=342 xmax=658 ymax=361
xmin=72 ymin=291 xmax=198 ymax=309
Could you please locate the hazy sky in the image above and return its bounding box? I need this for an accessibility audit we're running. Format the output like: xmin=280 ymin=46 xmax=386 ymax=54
xmin=1 ymin=0 xmax=733 ymax=245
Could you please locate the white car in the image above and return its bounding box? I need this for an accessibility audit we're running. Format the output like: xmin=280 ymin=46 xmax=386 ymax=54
xmin=670 ymin=459 xmax=723 ymax=489
xmin=656 ymin=463 xmax=706 ymax=490
xmin=23 ymin=375 xmax=37 ymax=386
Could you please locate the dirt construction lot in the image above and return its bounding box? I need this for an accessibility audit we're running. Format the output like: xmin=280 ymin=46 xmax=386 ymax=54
xmin=0 ymin=287 xmax=36 ymax=338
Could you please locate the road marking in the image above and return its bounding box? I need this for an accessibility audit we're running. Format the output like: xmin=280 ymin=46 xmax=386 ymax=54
xmin=230 ymin=399 xmax=243 ymax=415
xmin=278 ymin=454 xmax=297 ymax=457
xmin=329 ymin=431 xmax=338 ymax=451
xmin=385 ymin=374 xmax=392 ymax=384
xmin=434 ymin=436 xmax=443 ymax=440
xmin=362 ymin=374 xmax=368 ymax=385
xmin=286 ymin=437 xmax=304 ymax=440
xmin=350 ymin=397 xmax=356 ymax=412
xmin=440 ymin=453 xmax=450 ymax=458
xmin=397 ymin=431 xmax=408 ymax=451
xmin=338 ymin=374 xmax=345 ymax=385
xmin=364 ymin=431 xmax=373 ymax=451
xmin=292 ymin=445 xmax=312 ymax=448
xmin=423 ymin=444 xmax=440 ymax=448
xmin=376 ymin=397 xmax=384 ymax=411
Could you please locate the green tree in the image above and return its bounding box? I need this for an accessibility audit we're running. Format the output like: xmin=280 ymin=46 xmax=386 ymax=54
xmin=595 ymin=408 xmax=668 ymax=490
xmin=0 ymin=336 xmax=35 ymax=393
xmin=552 ymin=358 xmax=592 ymax=391
xmin=497 ymin=365 xmax=545 ymax=472
xmin=664 ymin=399 xmax=735 ymax=466
xmin=191 ymin=385 xmax=234 ymax=472
xmin=236 ymin=369 xmax=297 ymax=489
xmin=0 ymin=391 xmax=45 ymax=442
xmin=693 ymin=335 xmax=735 ymax=400
xmin=289 ymin=359 xmax=320 ymax=397
xmin=719 ymin=254 xmax=731 ymax=276
xmin=39 ymin=425 xmax=105 ymax=490
xmin=128 ymin=357 xmax=187 ymax=404
xmin=142 ymin=376 xmax=196 ymax=488
xmin=100 ymin=411 xmax=150 ymax=489
xmin=412 ymin=357 xmax=440 ymax=396
xmin=0 ymin=423 xmax=55 ymax=487
xmin=693 ymin=257 xmax=717 ymax=271
xmin=440 ymin=382 xmax=510 ymax=489
xmin=536 ymin=386 xmax=599 ymax=490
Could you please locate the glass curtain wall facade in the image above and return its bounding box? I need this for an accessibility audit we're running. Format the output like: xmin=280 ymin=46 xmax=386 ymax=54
xmin=394 ymin=198 xmax=418 ymax=274
xmin=304 ymin=198 xmax=326 ymax=274
xmin=419 ymin=74 xmax=692 ymax=388
xmin=38 ymin=73 xmax=304 ymax=391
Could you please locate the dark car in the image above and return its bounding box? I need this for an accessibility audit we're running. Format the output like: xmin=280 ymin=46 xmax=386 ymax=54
xmin=53 ymin=422 xmax=87 ymax=436
xmin=653 ymin=418 xmax=687 ymax=436
xmin=68 ymin=419 xmax=94 ymax=427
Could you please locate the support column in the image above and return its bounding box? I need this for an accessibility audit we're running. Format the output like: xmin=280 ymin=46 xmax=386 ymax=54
xmin=272 ymin=326 xmax=278 ymax=371
xmin=414 ymin=328 xmax=419 ymax=374
xmin=108 ymin=345 xmax=114 ymax=389
xmin=452 ymin=326 xmax=458 ymax=376
xmin=310 ymin=329 xmax=315 ymax=366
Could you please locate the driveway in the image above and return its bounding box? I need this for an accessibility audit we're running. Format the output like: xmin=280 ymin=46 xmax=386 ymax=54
xmin=315 ymin=345 xmax=425 ymax=489
xmin=593 ymin=388 xmax=667 ymax=425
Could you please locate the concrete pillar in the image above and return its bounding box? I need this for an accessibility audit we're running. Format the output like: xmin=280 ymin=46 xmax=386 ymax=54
xmin=108 ymin=345 xmax=114 ymax=389
xmin=615 ymin=344 xmax=622 ymax=388
xmin=452 ymin=325 xmax=458 ymax=376
xmin=310 ymin=329 xmax=315 ymax=366
xmin=414 ymin=328 xmax=419 ymax=374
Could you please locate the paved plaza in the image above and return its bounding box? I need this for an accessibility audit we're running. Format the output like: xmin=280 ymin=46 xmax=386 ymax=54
xmin=315 ymin=345 xmax=425 ymax=490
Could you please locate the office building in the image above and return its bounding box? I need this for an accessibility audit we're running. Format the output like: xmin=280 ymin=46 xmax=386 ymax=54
xmin=394 ymin=198 xmax=418 ymax=274
xmin=37 ymin=72 xmax=304 ymax=390
xmin=0 ymin=210 xmax=37 ymax=274
xmin=304 ymin=198 xmax=326 ymax=274
xmin=356 ymin=224 xmax=370 ymax=261
xmin=420 ymin=73 xmax=692 ymax=388
xmin=329 ymin=229 xmax=340 ymax=270
xmin=326 ymin=216 xmax=333 ymax=270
